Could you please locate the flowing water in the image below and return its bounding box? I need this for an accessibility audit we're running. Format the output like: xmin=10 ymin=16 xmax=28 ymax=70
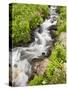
xmin=9 ymin=6 xmax=58 ymax=86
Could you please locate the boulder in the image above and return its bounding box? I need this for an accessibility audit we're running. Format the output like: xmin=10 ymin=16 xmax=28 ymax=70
xmin=32 ymin=58 xmax=49 ymax=75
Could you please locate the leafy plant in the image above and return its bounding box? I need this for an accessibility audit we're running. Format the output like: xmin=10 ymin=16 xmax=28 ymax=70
xmin=30 ymin=15 xmax=43 ymax=30
xmin=29 ymin=75 xmax=44 ymax=85
xmin=9 ymin=4 xmax=49 ymax=47
xmin=55 ymin=6 xmax=66 ymax=36
xmin=45 ymin=42 xmax=66 ymax=83
xmin=50 ymin=42 xmax=66 ymax=63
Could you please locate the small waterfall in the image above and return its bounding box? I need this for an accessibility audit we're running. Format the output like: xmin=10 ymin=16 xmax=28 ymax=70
xmin=9 ymin=6 xmax=58 ymax=86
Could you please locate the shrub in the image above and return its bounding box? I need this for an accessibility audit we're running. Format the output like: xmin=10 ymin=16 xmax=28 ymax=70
xmin=12 ymin=19 xmax=30 ymax=46
xmin=56 ymin=6 xmax=66 ymax=36
xmin=57 ymin=6 xmax=66 ymax=19
xmin=30 ymin=15 xmax=43 ymax=30
xmin=9 ymin=4 xmax=49 ymax=47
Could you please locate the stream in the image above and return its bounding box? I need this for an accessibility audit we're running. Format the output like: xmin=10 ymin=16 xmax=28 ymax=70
xmin=9 ymin=6 xmax=58 ymax=86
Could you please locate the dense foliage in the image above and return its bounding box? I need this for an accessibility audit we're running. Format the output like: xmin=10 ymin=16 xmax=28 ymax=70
xmin=45 ymin=42 xmax=66 ymax=84
xmin=49 ymin=42 xmax=66 ymax=63
xmin=9 ymin=4 xmax=49 ymax=47
xmin=55 ymin=6 xmax=66 ymax=36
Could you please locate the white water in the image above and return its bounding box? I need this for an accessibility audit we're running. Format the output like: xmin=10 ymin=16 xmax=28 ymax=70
xmin=9 ymin=6 xmax=58 ymax=86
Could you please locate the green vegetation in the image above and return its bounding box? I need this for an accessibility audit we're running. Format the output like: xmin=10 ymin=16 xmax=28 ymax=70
xmin=49 ymin=42 xmax=66 ymax=63
xmin=55 ymin=6 xmax=66 ymax=36
xmin=9 ymin=3 xmax=49 ymax=47
xmin=45 ymin=42 xmax=66 ymax=84
xmin=30 ymin=15 xmax=43 ymax=30
xmin=29 ymin=75 xmax=44 ymax=85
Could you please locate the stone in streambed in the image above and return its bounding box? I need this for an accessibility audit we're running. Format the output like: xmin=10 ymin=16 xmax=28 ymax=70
xmin=32 ymin=58 xmax=49 ymax=75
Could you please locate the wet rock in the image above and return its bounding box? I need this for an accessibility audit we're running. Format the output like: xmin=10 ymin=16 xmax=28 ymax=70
xmin=50 ymin=30 xmax=57 ymax=39
xmin=48 ymin=25 xmax=57 ymax=30
xmin=32 ymin=58 xmax=49 ymax=75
